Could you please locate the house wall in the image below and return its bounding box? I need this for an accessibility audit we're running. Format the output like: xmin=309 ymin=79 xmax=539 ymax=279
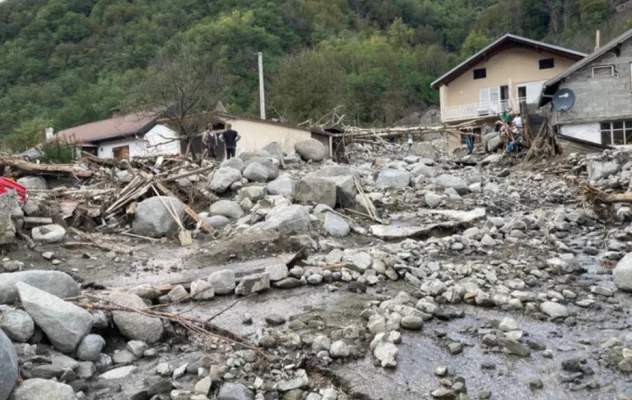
xmin=443 ymin=48 xmax=577 ymax=107
xmin=559 ymin=123 xmax=601 ymax=143
xmin=97 ymin=124 xmax=180 ymax=159
xmin=226 ymin=119 xmax=312 ymax=155
xmin=550 ymin=40 xmax=632 ymax=127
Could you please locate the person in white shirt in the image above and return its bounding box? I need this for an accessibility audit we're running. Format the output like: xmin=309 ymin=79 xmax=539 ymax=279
xmin=513 ymin=116 xmax=523 ymax=128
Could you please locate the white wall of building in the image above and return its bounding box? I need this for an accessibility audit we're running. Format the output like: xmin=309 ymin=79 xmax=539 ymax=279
xmin=97 ymin=124 xmax=181 ymax=159
xmin=560 ymin=123 xmax=601 ymax=144
xmin=227 ymin=119 xmax=312 ymax=154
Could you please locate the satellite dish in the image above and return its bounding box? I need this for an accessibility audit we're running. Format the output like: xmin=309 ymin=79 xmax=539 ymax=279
xmin=552 ymin=88 xmax=576 ymax=112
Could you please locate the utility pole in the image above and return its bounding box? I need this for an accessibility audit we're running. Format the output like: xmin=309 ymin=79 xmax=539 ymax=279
xmin=258 ymin=52 xmax=266 ymax=120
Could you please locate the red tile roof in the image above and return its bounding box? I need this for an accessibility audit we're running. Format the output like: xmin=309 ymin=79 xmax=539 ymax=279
xmin=56 ymin=111 xmax=158 ymax=143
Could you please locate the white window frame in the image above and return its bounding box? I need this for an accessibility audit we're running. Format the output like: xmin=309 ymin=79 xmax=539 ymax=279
xmin=592 ymin=65 xmax=615 ymax=78
xmin=600 ymin=120 xmax=632 ymax=145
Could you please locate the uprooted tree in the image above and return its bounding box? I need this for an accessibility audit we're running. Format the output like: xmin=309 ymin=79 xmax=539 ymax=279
xmin=129 ymin=41 xmax=223 ymax=158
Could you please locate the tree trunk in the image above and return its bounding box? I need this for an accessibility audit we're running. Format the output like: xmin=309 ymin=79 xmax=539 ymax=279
xmin=0 ymin=157 xmax=93 ymax=178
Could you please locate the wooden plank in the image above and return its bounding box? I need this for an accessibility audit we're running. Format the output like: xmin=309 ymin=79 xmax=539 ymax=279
xmin=153 ymin=180 xmax=212 ymax=233
xmin=23 ymin=217 xmax=53 ymax=225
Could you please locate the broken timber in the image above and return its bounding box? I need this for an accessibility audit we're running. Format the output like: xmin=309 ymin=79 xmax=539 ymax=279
xmin=0 ymin=157 xmax=93 ymax=178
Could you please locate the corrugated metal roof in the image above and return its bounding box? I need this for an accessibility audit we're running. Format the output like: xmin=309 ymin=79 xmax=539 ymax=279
xmin=56 ymin=111 xmax=158 ymax=143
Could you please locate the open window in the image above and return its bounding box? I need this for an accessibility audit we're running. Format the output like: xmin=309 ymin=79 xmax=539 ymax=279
xmin=592 ymin=65 xmax=615 ymax=78
xmin=473 ymin=68 xmax=487 ymax=80
xmin=539 ymin=58 xmax=555 ymax=70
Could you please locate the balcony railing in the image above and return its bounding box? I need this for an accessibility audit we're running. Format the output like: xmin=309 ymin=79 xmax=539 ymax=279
xmin=441 ymin=97 xmax=528 ymax=123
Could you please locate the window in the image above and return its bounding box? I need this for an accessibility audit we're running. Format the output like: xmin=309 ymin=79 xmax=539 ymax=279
xmin=539 ymin=58 xmax=555 ymax=70
xmin=592 ymin=65 xmax=615 ymax=78
xmin=473 ymin=68 xmax=487 ymax=80
xmin=601 ymin=121 xmax=632 ymax=145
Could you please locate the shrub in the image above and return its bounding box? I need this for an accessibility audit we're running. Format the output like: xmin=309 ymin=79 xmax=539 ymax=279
xmin=40 ymin=135 xmax=79 ymax=164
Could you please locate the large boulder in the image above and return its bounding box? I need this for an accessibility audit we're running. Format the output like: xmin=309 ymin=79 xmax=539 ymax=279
xmin=243 ymin=162 xmax=269 ymax=182
xmin=376 ymin=169 xmax=411 ymax=189
xmin=210 ymin=167 xmax=243 ymax=193
xmin=238 ymin=151 xmax=270 ymax=163
xmin=435 ymin=174 xmax=468 ymax=195
xmin=109 ymin=293 xmax=164 ymax=343
xmin=247 ymin=157 xmax=279 ymax=180
xmin=295 ymin=139 xmax=326 ymax=162
xmin=221 ymin=158 xmax=245 ymax=172
xmin=208 ymin=270 xmax=236 ymax=295
xmin=218 ymin=382 xmax=254 ymax=400
xmin=1 ymin=309 xmax=34 ymax=342
xmin=11 ymin=378 xmax=77 ymax=400
xmin=0 ymin=192 xmax=17 ymax=245
xmin=31 ymin=224 xmax=66 ymax=243
xmin=410 ymin=142 xmax=437 ymax=159
xmin=295 ymin=177 xmax=336 ymax=208
xmin=210 ymin=200 xmax=245 ymax=219
xmin=588 ymin=161 xmax=620 ymax=181
xmin=267 ymin=177 xmax=297 ymax=199
xmin=245 ymin=205 xmax=311 ymax=234
xmin=132 ymin=196 xmax=185 ymax=238
xmin=311 ymin=166 xmax=357 ymax=208
xmin=324 ymin=213 xmax=350 ymax=237
xmin=487 ymin=136 xmax=503 ymax=153
xmin=0 ymin=270 xmax=81 ymax=304
xmin=613 ymin=253 xmax=632 ymax=292
xmin=17 ymin=282 xmax=93 ymax=353
xmin=262 ymin=142 xmax=283 ymax=159
xmin=17 ymin=176 xmax=48 ymax=191
xmin=0 ymin=329 xmax=18 ymax=400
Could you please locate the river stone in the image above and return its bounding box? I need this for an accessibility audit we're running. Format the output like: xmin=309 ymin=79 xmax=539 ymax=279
xmin=208 ymin=270 xmax=236 ymax=295
xmin=12 ymin=378 xmax=77 ymax=400
xmin=76 ymin=334 xmax=106 ymax=361
xmin=411 ymin=164 xmax=437 ymax=178
xmin=425 ymin=192 xmax=443 ymax=208
xmin=191 ymin=280 xmax=215 ymax=300
xmin=0 ymin=192 xmax=17 ymax=245
xmin=207 ymin=215 xmax=230 ymax=229
xmin=400 ymin=315 xmax=423 ymax=330
xmin=132 ymin=196 xmax=185 ymax=238
xmin=210 ymin=200 xmax=245 ymax=219
xmin=267 ymin=177 xmax=297 ymax=198
xmin=17 ymin=176 xmax=48 ymax=190
xmin=410 ymin=142 xmax=437 ymax=159
xmin=540 ymin=301 xmax=569 ymax=319
xmin=374 ymin=341 xmax=398 ymax=368
xmin=245 ymin=157 xmax=279 ymax=180
xmin=237 ymin=186 xmax=268 ymax=202
xmin=235 ymin=273 xmax=270 ymax=296
xmin=311 ymin=166 xmax=358 ymax=207
xmin=265 ymin=264 xmax=289 ymax=281
xmin=17 ymin=282 xmax=93 ymax=353
xmin=221 ymin=158 xmax=245 ymax=171
xmin=243 ymin=162 xmax=269 ymax=182
xmin=376 ymin=169 xmax=411 ymax=189
xmin=435 ymin=174 xmax=468 ymax=195
xmin=31 ymin=224 xmax=66 ymax=243
xmin=109 ymin=293 xmax=164 ymax=343
xmin=295 ymin=139 xmax=326 ymax=162
xmin=263 ymin=142 xmax=283 ymax=159
xmin=1 ymin=309 xmax=34 ymax=342
xmin=613 ymin=253 xmax=632 ymax=292
xmin=296 ymin=176 xmax=336 ymax=208
xmin=324 ymin=213 xmax=350 ymax=237
xmin=245 ymin=205 xmax=311 ymax=234
xmin=210 ymin=167 xmax=242 ymax=193
xmin=588 ymin=160 xmax=620 ymax=181
xmin=218 ymin=382 xmax=254 ymax=400
xmin=329 ymin=340 xmax=350 ymax=358
xmin=0 ymin=329 xmax=18 ymax=400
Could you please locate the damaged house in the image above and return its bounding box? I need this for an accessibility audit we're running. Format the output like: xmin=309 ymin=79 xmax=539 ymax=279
xmin=431 ymin=34 xmax=585 ymax=155
xmin=539 ymin=28 xmax=632 ymax=147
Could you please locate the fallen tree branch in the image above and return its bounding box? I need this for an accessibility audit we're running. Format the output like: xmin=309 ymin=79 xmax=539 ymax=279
xmin=0 ymin=157 xmax=92 ymax=178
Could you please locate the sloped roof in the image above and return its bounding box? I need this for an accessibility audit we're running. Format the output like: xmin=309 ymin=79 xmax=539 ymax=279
xmin=540 ymin=28 xmax=632 ymax=106
xmin=56 ymin=111 xmax=158 ymax=143
xmin=431 ymin=34 xmax=586 ymax=89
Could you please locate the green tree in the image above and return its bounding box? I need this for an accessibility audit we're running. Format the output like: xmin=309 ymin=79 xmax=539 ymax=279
xmin=2 ymin=117 xmax=53 ymax=152
xmin=461 ymin=30 xmax=491 ymax=58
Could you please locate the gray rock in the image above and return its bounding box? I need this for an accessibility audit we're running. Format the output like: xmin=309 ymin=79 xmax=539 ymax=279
xmin=31 ymin=224 xmax=66 ymax=243
xmin=588 ymin=160 xmax=620 ymax=181
xmin=1 ymin=309 xmax=34 ymax=342
xmin=17 ymin=282 xmax=93 ymax=353
xmin=487 ymin=136 xmax=503 ymax=152
xmin=311 ymin=166 xmax=358 ymax=207
xmin=324 ymin=213 xmax=350 ymax=237
xmin=235 ymin=273 xmax=270 ymax=296
xmin=126 ymin=340 xmax=148 ymax=358
xmin=265 ymin=264 xmax=288 ymax=281
xmin=99 ymin=365 xmax=137 ymax=380
xmin=329 ymin=340 xmax=350 ymax=358
xmin=207 ymin=215 xmax=230 ymax=229
xmin=613 ymin=253 xmax=632 ymax=292
xmin=12 ymin=378 xmax=77 ymax=400
xmin=76 ymin=334 xmax=106 ymax=361
xmin=295 ymin=139 xmax=326 ymax=162
xmin=425 ymin=192 xmax=443 ymax=208
xmin=296 ymin=176 xmax=336 ymax=208
xmin=400 ymin=316 xmax=423 ymax=330
xmin=109 ymin=293 xmax=164 ymax=343
xmin=208 ymin=270 xmax=236 ymax=295
xmin=483 ymin=182 xmax=500 ymax=194
xmin=237 ymin=186 xmax=268 ymax=202
xmin=210 ymin=200 xmax=245 ymax=219
xmin=500 ymin=338 xmax=531 ymax=357
xmin=218 ymin=382 xmax=254 ymax=400
xmin=246 ymin=205 xmax=311 ymax=234
xmin=0 ymin=192 xmax=17 ymax=245
xmin=76 ymin=361 xmax=96 ymax=379
xmin=273 ymin=277 xmax=301 ymax=289
xmin=267 ymin=177 xmax=297 ymax=198
xmin=17 ymin=176 xmax=48 ymax=190
xmin=221 ymin=158 xmax=245 ymax=171
xmin=435 ymin=174 xmax=468 ymax=195
xmin=132 ymin=196 xmax=185 ymax=238
xmin=245 ymin=157 xmax=279 ymax=180
xmin=112 ymin=349 xmax=135 ymax=364
xmin=410 ymin=142 xmax=437 ymax=159
xmin=540 ymin=301 xmax=569 ymax=319
xmin=376 ymin=169 xmax=411 ymax=189
xmin=210 ymin=167 xmax=243 ymax=193
xmin=0 ymin=329 xmax=18 ymax=400
xmin=373 ymin=341 xmax=398 ymax=368
xmin=243 ymin=162 xmax=269 ymax=182
xmin=167 ymin=285 xmax=188 ymax=302
xmin=411 ymin=164 xmax=437 ymax=178
xmin=191 ymin=280 xmax=214 ymax=300
xmin=263 ymin=142 xmax=283 ymax=159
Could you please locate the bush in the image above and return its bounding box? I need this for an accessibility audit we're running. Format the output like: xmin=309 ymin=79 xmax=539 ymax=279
xmin=40 ymin=136 xmax=79 ymax=164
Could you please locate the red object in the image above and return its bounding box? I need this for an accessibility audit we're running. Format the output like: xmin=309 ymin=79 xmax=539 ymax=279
xmin=0 ymin=178 xmax=27 ymax=203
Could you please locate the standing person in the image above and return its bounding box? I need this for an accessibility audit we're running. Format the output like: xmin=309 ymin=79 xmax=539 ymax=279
xmin=219 ymin=123 xmax=241 ymax=159
xmin=201 ymin=124 xmax=217 ymax=159
xmin=407 ymin=132 xmax=413 ymax=150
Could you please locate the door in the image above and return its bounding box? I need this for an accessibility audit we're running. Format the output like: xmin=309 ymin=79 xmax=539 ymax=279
xmin=480 ymin=87 xmax=501 ymax=115
xmin=112 ymin=145 xmax=129 ymax=160
xmin=500 ymin=85 xmax=510 ymax=112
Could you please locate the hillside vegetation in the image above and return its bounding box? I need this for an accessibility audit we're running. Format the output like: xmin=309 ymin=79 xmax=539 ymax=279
xmin=0 ymin=0 xmax=630 ymax=150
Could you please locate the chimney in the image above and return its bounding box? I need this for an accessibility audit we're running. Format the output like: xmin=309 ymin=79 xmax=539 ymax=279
xmin=595 ymin=30 xmax=601 ymax=51
xmin=45 ymin=127 xmax=54 ymax=141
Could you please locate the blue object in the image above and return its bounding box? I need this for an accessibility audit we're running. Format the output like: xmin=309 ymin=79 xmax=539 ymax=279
xmin=465 ymin=136 xmax=474 ymax=153
xmin=507 ymin=141 xmax=515 ymax=152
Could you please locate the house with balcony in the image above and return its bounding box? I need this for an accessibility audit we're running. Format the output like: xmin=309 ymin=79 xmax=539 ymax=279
xmin=431 ymin=34 xmax=585 ymax=155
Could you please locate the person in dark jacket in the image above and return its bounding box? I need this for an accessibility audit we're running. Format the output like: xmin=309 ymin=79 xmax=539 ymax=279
xmin=201 ymin=124 xmax=218 ymax=159
xmin=219 ymin=124 xmax=241 ymax=159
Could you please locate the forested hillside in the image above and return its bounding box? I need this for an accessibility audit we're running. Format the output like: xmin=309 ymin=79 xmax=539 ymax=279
xmin=0 ymin=0 xmax=630 ymax=150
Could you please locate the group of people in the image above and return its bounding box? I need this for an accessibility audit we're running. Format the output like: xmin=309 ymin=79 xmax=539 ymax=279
xmin=498 ymin=108 xmax=525 ymax=152
xmin=201 ymin=123 xmax=241 ymax=159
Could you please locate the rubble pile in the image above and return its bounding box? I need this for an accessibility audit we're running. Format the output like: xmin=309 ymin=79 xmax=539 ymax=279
xmin=4 ymin=138 xmax=632 ymax=399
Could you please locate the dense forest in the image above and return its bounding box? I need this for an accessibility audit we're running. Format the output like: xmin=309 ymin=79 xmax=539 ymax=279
xmin=0 ymin=0 xmax=631 ymax=150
